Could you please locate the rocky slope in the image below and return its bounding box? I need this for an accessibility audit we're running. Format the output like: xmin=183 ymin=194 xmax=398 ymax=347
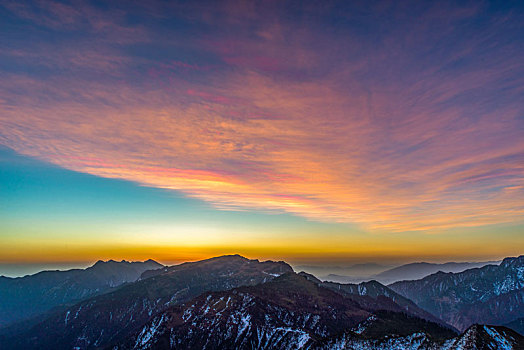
xmin=2 ymin=255 xmax=292 ymax=350
xmin=118 ymin=273 xmax=457 ymax=350
xmin=390 ymin=255 xmax=524 ymax=331
xmin=369 ymin=261 xmax=500 ymax=285
xmin=325 ymin=324 xmax=523 ymax=349
xmin=298 ymin=272 xmax=449 ymax=328
xmin=0 ymin=259 xmax=163 ymax=327
xmin=437 ymin=324 xmax=523 ymax=350
xmin=2 ymin=255 xmax=522 ymax=350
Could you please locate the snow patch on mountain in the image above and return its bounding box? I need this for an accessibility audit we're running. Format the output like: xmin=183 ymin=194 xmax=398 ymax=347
xmin=482 ymin=326 xmax=513 ymax=350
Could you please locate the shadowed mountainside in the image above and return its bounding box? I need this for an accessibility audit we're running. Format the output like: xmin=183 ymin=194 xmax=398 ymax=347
xmin=2 ymin=255 xmax=292 ymax=350
xmin=504 ymin=318 xmax=524 ymax=336
xmin=1 ymin=255 xmax=523 ymax=349
xmin=373 ymin=261 xmax=500 ymax=284
xmin=0 ymin=259 xmax=163 ymax=327
xmin=117 ymin=273 xmax=457 ymax=350
xmin=322 ymin=261 xmax=499 ymax=284
xmin=390 ymin=256 xmax=524 ymax=331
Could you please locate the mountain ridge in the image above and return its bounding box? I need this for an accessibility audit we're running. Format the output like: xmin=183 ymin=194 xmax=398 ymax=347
xmin=390 ymin=255 xmax=524 ymax=331
xmin=2 ymin=255 xmax=293 ymax=350
xmin=116 ymin=272 xmax=458 ymax=350
xmin=321 ymin=260 xmax=500 ymax=284
xmin=1 ymin=254 xmax=523 ymax=349
xmin=0 ymin=259 xmax=163 ymax=327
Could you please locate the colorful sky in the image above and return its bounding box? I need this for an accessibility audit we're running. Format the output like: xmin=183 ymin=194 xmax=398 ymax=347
xmin=1 ymin=0 xmax=523 ymax=275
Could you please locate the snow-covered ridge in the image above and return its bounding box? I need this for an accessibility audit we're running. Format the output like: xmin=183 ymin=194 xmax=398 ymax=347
xmin=390 ymin=255 xmax=524 ymax=331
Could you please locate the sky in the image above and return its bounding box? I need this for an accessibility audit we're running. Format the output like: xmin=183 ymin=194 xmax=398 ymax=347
xmin=1 ymin=0 xmax=523 ymax=275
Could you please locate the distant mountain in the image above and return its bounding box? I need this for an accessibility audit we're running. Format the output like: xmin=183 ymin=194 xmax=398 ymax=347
xmin=117 ymin=273 xmax=457 ymax=350
xmin=319 ymin=260 xmax=498 ymax=284
xmin=321 ymin=273 xmax=368 ymax=284
xmin=390 ymin=255 xmax=524 ymax=331
xmin=0 ymin=259 xmax=163 ymax=327
xmin=504 ymin=318 xmax=524 ymax=335
xmin=2 ymin=255 xmax=292 ymax=350
xmin=372 ymin=261 xmax=500 ymax=284
xmin=296 ymin=263 xmax=392 ymax=281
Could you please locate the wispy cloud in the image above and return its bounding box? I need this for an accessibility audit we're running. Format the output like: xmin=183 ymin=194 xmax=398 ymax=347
xmin=1 ymin=0 xmax=523 ymax=232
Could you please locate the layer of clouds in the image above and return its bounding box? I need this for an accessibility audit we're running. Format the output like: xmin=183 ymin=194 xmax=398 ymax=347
xmin=1 ymin=0 xmax=523 ymax=232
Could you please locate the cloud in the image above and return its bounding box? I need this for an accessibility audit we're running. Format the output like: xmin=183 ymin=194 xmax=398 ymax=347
xmin=1 ymin=0 xmax=523 ymax=232
xmin=1 ymin=0 xmax=148 ymax=41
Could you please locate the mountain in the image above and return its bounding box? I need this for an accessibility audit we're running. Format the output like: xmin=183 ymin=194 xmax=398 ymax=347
xmin=321 ymin=273 xmax=370 ymax=284
xmin=318 ymin=279 xmax=448 ymax=328
xmin=437 ymin=324 xmax=523 ymax=350
xmin=504 ymin=318 xmax=524 ymax=335
xmin=373 ymin=261 xmax=500 ymax=284
xmin=117 ymin=273 xmax=457 ymax=350
xmin=296 ymin=263 xmax=391 ymax=281
xmin=328 ymin=324 xmax=523 ymax=350
xmin=390 ymin=255 xmax=524 ymax=331
xmin=320 ymin=261 xmax=498 ymax=284
xmin=296 ymin=271 xmax=448 ymax=328
xmin=2 ymin=255 xmax=522 ymax=350
xmin=2 ymin=255 xmax=293 ymax=350
xmin=0 ymin=259 xmax=163 ymax=327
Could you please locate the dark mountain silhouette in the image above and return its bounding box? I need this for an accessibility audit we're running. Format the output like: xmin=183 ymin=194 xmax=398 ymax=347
xmin=390 ymin=255 xmax=524 ymax=331
xmin=317 ymin=278 xmax=448 ymax=328
xmin=322 ymin=260 xmax=499 ymax=284
xmin=328 ymin=324 xmax=523 ymax=349
xmin=436 ymin=324 xmax=523 ymax=350
xmin=2 ymin=255 xmax=292 ymax=350
xmin=297 ymin=263 xmax=391 ymax=282
xmin=1 ymin=255 xmax=523 ymax=350
xmin=116 ymin=273 xmax=457 ymax=350
xmin=504 ymin=318 xmax=524 ymax=335
xmin=0 ymin=259 xmax=163 ymax=327
xmin=373 ymin=261 xmax=500 ymax=284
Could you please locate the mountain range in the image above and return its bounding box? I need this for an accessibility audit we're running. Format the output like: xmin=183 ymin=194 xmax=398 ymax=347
xmin=321 ymin=260 xmax=500 ymax=284
xmin=1 ymin=255 xmax=292 ymax=349
xmin=0 ymin=259 xmax=163 ymax=327
xmin=295 ymin=263 xmax=391 ymax=281
xmin=390 ymin=256 xmax=524 ymax=332
xmin=0 ymin=254 xmax=522 ymax=350
xmin=117 ymin=273 xmax=457 ymax=350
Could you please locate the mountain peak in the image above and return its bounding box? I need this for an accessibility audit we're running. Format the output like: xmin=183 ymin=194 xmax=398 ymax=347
xmin=90 ymin=259 xmax=163 ymax=269
xmin=92 ymin=259 xmax=121 ymax=267
xmin=205 ymin=254 xmax=249 ymax=262
xmin=93 ymin=259 xmax=105 ymax=266
xmin=359 ymin=279 xmax=386 ymax=289
xmin=0 ymin=258 xmax=167 ymax=328
xmin=501 ymin=255 xmax=524 ymax=267
xmin=141 ymin=259 xmax=162 ymax=268
xmin=451 ymin=324 xmax=524 ymax=349
xmin=298 ymin=271 xmax=322 ymax=284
